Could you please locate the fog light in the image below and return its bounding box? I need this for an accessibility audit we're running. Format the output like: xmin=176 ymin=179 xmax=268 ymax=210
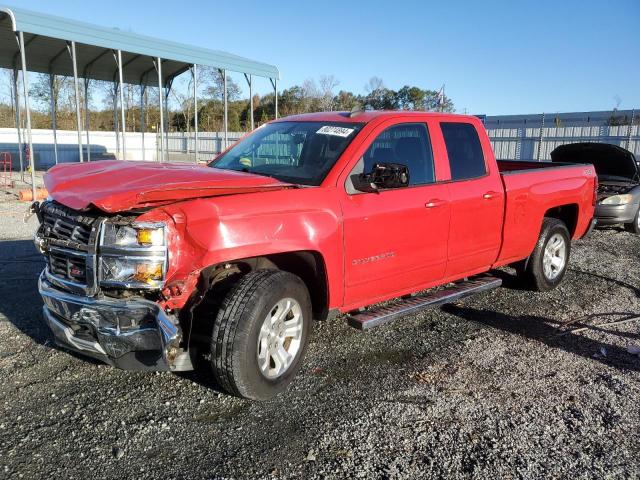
xmin=134 ymin=262 xmax=164 ymax=283
xmin=100 ymin=257 xmax=165 ymax=287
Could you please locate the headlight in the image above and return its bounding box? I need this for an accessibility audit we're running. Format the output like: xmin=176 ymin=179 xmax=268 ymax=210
xmin=601 ymin=194 xmax=633 ymax=205
xmin=99 ymin=256 xmax=166 ymax=287
xmin=101 ymin=223 xmax=165 ymax=248
xmin=99 ymin=221 xmax=167 ymax=289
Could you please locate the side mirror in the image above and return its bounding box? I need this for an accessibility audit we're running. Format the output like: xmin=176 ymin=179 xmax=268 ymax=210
xmin=352 ymin=163 xmax=410 ymax=193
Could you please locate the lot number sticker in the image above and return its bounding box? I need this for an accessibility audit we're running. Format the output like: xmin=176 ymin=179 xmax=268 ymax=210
xmin=317 ymin=126 xmax=355 ymax=137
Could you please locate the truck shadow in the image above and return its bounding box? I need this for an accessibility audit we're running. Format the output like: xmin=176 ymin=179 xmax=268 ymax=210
xmin=0 ymin=238 xmax=227 ymax=387
xmin=0 ymin=239 xmax=97 ymax=362
xmin=0 ymin=239 xmax=51 ymax=343
xmin=442 ymin=304 xmax=640 ymax=372
xmin=492 ymin=266 xmax=640 ymax=298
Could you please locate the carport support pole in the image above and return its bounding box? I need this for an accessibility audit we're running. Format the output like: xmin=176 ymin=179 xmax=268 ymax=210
xmin=17 ymin=32 xmax=36 ymax=201
xmin=48 ymin=74 xmax=59 ymax=165
xmin=223 ymin=69 xmax=228 ymax=150
xmin=270 ymin=77 xmax=278 ymax=119
xmin=156 ymin=58 xmax=165 ymax=162
xmin=84 ymin=78 xmax=91 ymax=162
xmin=140 ymin=85 xmax=146 ymax=161
xmin=12 ymin=68 xmax=24 ymax=175
xmin=164 ymin=88 xmax=170 ymax=160
xmin=69 ymin=41 xmax=84 ymax=163
xmin=244 ymin=73 xmax=254 ymax=131
xmin=192 ymin=64 xmax=198 ymax=163
xmin=117 ymin=50 xmax=127 ymax=160
xmin=113 ymin=83 xmax=120 ymax=159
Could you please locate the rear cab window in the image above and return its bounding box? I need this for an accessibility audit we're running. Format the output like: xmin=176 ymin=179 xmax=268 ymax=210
xmin=440 ymin=122 xmax=486 ymax=181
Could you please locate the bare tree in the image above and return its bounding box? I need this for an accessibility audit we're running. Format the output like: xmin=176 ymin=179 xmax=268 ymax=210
xmin=301 ymin=78 xmax=319 ymax=112
xmin=318 ymin=75 xmax=339 ymax=111
xmin=201 ymin=67 xmax=241 ymax=101
xmin=365 ymin=76 xmax=385 ymax=94
xmin=170 ymin=74 xmax=194 ymax=133
xmin=0 ymin=68 xmax=13 ymax=106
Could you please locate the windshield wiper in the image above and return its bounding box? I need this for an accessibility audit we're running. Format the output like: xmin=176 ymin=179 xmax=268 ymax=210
xmin=239 ymin=168 xmax=303 ymax=187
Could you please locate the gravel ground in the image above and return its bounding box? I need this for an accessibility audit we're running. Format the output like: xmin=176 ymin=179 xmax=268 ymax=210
xmin=0 ymin=197 xmax=639 ymax=479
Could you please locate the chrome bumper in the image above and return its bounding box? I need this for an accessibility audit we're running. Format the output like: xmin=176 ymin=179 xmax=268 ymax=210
xmin=38 ymin=271 xmax=193 ymax=371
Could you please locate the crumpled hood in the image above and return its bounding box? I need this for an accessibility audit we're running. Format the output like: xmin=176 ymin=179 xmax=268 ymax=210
xmin=44 ymin=160 xmax=291 ymax=212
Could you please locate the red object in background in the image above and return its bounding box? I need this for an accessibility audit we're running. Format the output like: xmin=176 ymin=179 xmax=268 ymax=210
xmin=0 ymin=152 xmax=12 ymax=188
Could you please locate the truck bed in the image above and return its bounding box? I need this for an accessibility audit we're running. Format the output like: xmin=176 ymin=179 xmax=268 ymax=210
xmin=497 ymin=159 xmax=589 ymax=173
xmin=495 ymin=160 xmax=595 ymax=266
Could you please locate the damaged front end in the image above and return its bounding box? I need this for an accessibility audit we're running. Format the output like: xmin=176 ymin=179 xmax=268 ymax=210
xmin=34 ymin=200 xmax=193 ymax=371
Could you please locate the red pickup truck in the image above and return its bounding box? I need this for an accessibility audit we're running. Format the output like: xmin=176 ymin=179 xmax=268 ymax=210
xmin=35 ymin=111 xmax=596 ymax=399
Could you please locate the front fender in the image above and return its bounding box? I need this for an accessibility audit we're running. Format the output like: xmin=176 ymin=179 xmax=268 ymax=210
xmin=138 ymin=188 xmax=344 ymax=309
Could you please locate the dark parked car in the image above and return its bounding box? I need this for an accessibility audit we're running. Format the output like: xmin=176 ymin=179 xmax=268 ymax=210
xmin=551 ymin=143 xmax=640 ymax=234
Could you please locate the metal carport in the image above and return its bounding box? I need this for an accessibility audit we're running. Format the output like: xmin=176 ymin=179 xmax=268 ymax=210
xmin=0 ymin=5 xmax=280 ymax=199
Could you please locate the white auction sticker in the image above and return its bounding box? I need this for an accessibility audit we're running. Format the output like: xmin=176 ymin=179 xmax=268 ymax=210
xmin=316 ymin=125 xmax=355 ymax=137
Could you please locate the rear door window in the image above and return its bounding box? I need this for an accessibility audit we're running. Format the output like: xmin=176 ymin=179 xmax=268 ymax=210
xmin=441 ymin=122 xmax=486 ymax=181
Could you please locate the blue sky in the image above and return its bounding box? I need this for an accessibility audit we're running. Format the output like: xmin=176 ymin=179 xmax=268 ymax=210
xmin=13 ymin=0 xmax=640 ymax=115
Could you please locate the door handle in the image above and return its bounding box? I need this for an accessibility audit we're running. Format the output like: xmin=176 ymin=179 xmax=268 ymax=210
xmin=483 ymin=191 xmax=499 ymax=200
xmin=425 ymin=199 xmax=446 ymax=208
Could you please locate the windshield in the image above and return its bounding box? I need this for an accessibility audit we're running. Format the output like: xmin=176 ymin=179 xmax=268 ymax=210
xmin=211 ymin=121 xmax=363 ymax=186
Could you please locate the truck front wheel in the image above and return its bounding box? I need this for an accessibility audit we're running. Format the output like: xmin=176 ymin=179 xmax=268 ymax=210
xmin=210 ymin=270 xmax=313 ymax=400
xmin=517 ymin=218 xmax=571 ymax=291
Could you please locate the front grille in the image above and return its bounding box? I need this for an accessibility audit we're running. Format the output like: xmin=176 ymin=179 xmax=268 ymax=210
xmin=44 ymin=214 xmax=92 ymax=247
xmin=39 ymin=201 xmax=101 ymax=290
xmin=49 ymin=249 xmax=88 ymax=284
xmin=40 ymin=201 xmax=96 ymax=251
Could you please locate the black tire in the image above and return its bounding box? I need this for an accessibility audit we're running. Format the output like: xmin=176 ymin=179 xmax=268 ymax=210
xmin=210 ymin=269 xmax=312 ymax=400
xmin=517 ymin=218 xmax=571 ymax=292
xmin=624 ymin=207 xmax=640 ymax=235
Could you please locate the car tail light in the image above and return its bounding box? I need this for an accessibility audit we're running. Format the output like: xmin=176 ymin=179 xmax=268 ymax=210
xmin=592 ymin=176 xmax=598 ymax=206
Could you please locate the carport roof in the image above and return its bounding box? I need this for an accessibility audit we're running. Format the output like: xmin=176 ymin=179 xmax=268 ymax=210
xmin=0 ymin=5 xmax=279 ymax=86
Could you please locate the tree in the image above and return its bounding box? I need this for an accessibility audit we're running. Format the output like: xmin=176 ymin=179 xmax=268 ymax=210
xmin=318 ymin=74 xmax=339 ymax=111
xmin=396 ymin=85 xmax=426 ymax=111
xmin=170 ymin=75 xmax=194 ymax=133
xmin=363 ymin=77 xmax=397 ymax=110
xmin=364 ymin=76 xmax=385 ymax=94
xmin=0 ymin=68 xmax=458 ymax=130
xmin=202 ymin=67 xmax=241 ymax=101
xmin=30 ymin=73 xmax=77 ymax=129
xmin=279 ymin=85 xmax=306 ymax=115
xmin=333 ymin=90 xmax=361 ymax=111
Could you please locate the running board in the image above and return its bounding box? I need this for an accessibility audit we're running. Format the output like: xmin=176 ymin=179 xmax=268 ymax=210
xmin=346 ymin=274 xmax=502 ymax=331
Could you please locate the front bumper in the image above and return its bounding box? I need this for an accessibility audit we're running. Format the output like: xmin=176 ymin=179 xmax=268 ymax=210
xmin=39 ymin=271 xmax=193 ymax=371
xmin=595 ymin=202 xmax=639 ymax=226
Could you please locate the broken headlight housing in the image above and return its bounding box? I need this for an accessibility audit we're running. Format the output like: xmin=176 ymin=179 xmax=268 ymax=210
xmin=99 ymin=222 xmax=167 ymax=289
xmin=600 ymin=194 xmax=633 ymax=205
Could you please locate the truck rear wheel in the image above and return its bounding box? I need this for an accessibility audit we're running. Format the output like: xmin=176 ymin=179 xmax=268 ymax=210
xmin=624 ymin=207 xmax=640 ymax=235
xmin=517 ymin=218 xmax=571 ymax=291
xmin=210 ymin=269 xmax=312 ymax=400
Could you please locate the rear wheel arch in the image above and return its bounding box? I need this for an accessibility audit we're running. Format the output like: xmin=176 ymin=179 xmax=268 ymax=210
xmin=543 ymin=204 xmax=579 ymax=237
xmin=515 ymin=217 xmax=571 ymax=291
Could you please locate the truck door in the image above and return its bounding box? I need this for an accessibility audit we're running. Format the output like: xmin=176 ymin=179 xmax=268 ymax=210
xmin=439 ymin=121 xmax=505 ymax=277
xmin=341 ymin=121 xmax=451 ymax=306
